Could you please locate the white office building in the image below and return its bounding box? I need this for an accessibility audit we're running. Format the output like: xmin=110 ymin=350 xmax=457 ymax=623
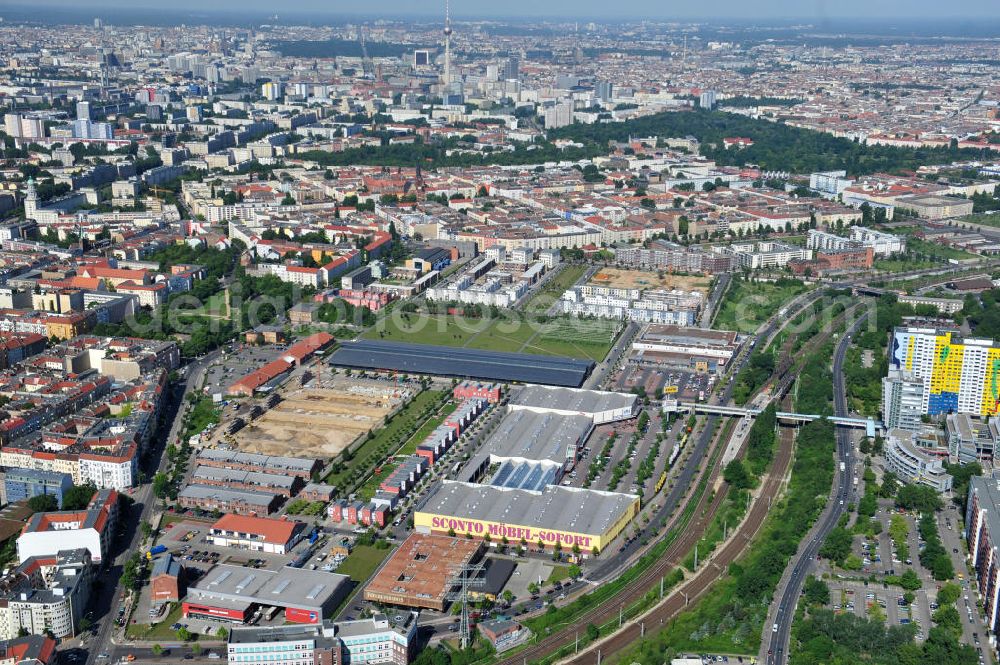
xmin=884 ymin=428 xmax=953 ymax=493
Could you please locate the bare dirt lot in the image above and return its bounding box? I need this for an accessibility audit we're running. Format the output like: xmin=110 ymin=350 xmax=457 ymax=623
xmin=589 ymin=268 xmax=712 ymax=295
xmin=233 ymin=382 xmax=407 ymax=458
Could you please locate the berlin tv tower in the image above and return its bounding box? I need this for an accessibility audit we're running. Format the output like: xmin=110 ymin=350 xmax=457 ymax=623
xmin=443 ymin=0 xmax=453 ymax=89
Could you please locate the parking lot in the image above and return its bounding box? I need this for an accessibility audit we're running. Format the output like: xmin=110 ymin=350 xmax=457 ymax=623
xmin=826 ymin=580 xmax=933 ymax=640
xmin=614 ymin=363 xmax=715 ymax=402
xmin=200 ymin=343 xmax=288 ymax=397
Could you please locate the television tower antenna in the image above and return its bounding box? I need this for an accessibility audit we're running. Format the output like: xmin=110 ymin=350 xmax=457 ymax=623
xmin=443 ymin=0 xmax=453 ymax=90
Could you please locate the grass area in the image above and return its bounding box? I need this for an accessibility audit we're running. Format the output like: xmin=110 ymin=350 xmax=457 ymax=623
xmin=337 ymin=544 xmax=393 ymax=583
xmin=365 ymin=314 xmax=479 ymax=346
xmin=525 ymin=318 xmax=622 ymax=361
xmin=523 ymin=264 xmax=588 ymax=314
xmin=545 ymin=565 xmax=571 ymax=585
xmin=366 ymin=312 xmax=618 ymax=361
xmin=357 ymin=463 xmax=398 ymax=502
xmin=713 ymin=277 xmax=812 ymax=333
xmin=398 ymin=402 xmax=458 ymax=456
xmin=159 ymin=512 xmax=214 ymax=528
xmin=126 ymin=602 xmax=185 ymax=640
xmin=907 ymin=237 xmax=978 ymax=261
xmin=182 ymin=394 xmax=221 ymax=441
xmin=326 ymin=544 xmax=394 ymax=619
xmin=464 ymin=321 xmax=539 ymax=353
xmin=958 ymin=211 xmax=1000 ymax=228
xmin=873 ymin=257 xmax=938 ymax=273
xmin=182 ymin=292 xmax=230 ymax=319
xmin=323 ymin=390 xmax=446 ymax=490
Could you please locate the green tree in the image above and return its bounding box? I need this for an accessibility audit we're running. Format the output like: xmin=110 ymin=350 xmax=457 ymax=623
xmin=803 ymin=576 xmax=830 ymax=606
xmin=61 ymin=483 xmax=98 ymax=510
xmin=153 ymin=472 xmax=171 ymax=499
xmin=723 ymin=459 xmax=752 ymax=490
xmin=899 ymin=569 xmax=922 ymax=591
xmin=819 ymin=526 xmax=853 ymax=564
xmin=27 ymin=494 xmax=59 ymax=513
xmin=152 ymin=645 xmax=163 ymax=656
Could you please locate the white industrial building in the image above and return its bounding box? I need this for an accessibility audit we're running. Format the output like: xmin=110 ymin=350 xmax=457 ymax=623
xmin=508 ymin=385 xmax=639 ymax=424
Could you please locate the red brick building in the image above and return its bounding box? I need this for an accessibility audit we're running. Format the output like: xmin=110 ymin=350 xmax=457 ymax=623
xmin=151 ymin=553 xmax=183 ymax=603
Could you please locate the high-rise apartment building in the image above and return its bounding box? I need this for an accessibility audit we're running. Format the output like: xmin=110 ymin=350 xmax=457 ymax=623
xmin=888 ymin=327 xmax=1000 ymax=416
xmin=882 ymin=369 xmax=927 ymax=430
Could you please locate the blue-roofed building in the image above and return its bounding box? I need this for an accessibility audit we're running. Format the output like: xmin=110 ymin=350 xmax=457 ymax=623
xmin=3 ymin=468 xmax=73 ymax=507
xmin=328 ymin=341 xmax=594 ymax=387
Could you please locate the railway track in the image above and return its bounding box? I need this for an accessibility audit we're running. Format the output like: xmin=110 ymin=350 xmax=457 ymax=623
xmin=513 ymin=309 xmax=842 ymax=664
xmin=496 ymin=420 xmax=736 ymax=665
xmin=496 ymin=300 xmax=853 ymax=665
xmin=563 ymin=408 xmax=796 ymax=665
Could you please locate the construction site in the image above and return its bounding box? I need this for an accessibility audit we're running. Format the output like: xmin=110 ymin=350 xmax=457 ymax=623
xmin=588 ymin=267 xmax=712 ymax=295
xmin=226 ymin=376 xmax=412 ymax=458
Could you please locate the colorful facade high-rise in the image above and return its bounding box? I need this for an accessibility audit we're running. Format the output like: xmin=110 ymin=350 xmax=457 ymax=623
xmin=889 ymin=327 xmax=1000 ymax=416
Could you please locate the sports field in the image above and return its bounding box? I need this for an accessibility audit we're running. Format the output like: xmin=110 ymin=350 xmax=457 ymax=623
xmin=365 ymin=312 xmax=619 ymax=361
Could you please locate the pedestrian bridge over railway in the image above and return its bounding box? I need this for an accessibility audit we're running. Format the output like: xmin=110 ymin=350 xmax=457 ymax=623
xmin=669 ymin=402 xmax=882 ymax=437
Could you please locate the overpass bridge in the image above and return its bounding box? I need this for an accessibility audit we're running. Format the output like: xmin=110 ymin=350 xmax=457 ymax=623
xmin=669 ymin=401 xmax=882 ymax=437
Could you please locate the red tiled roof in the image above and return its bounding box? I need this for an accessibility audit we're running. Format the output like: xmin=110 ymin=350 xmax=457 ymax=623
xmin=211 ymin=514 xmax=303 ymax=545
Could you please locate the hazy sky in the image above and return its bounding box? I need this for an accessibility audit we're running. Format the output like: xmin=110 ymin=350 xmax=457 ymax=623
xmin=21 ymin=0 xmax=1000 ymax=20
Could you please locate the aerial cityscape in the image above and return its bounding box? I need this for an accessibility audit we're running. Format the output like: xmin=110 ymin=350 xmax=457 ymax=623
xmin=0 ymin=2 xmax=1000 ymax=665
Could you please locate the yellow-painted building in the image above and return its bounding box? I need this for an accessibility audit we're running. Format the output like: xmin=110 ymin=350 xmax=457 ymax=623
xmin=414 ymin=482 xmax=640 ymax=554
xmin=891 ymin=327 xmax=1000 ymax=416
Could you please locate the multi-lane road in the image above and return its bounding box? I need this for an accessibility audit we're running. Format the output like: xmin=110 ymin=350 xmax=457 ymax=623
xmin=761 ymin=313 xmax=868 ymax=664
xmin=83 ymin=351 xmax=220 ymax=665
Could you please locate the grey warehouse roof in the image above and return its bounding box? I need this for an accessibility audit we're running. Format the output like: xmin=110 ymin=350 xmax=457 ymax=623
xmin=188 ymin=563 xmax=350 ymax=614
xmin=510 ymin=385 xmax=637 ymax=415
xmin=420 ymin=481 xmax=637 ymax=537
xmin=178 ymin=484 xmax=276 ymax=507
xmin=328 ymin=340 xmax=594 ymax=387
xmin=192 ymin=466 xmax=298 ymax=490
xmin=474 ymin=410 xmax=592 ymax=467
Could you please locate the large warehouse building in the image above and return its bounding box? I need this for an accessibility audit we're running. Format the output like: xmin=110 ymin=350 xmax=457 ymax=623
xmin=183 ymin=564 xmax=350 ymax=624
xmin=328 ymin=341 xmax=595 ymax=387
xmin=508 ymin=386 xmax=639 ymax=424
xmin=415 ymin=482 xmax=640 ymax=553
xmin=415 ymin=386 xmax=641 ymax=553
xmin=630 ymin=324 xmax=742 ymax=373
xmin=364 ymin=534 xmax=483 ymax=611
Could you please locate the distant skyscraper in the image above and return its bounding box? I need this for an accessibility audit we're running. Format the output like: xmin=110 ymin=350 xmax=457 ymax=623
xmin=260 ymin=81 xmax=283 ymax=101
xmin=76 ymin=101 xmax=92 ymax=121
xmin=699 ymin=90 xmax=717 ymax=110
xmin=596 ymin=80 xmax=613 ymax=102
xmin=94 ymin=18 xmax=103 ymax=29
xmin=503 ymin=56 xmax=519 ymax=81
xmin=414 ymin=50 xmax=430 ymax=67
